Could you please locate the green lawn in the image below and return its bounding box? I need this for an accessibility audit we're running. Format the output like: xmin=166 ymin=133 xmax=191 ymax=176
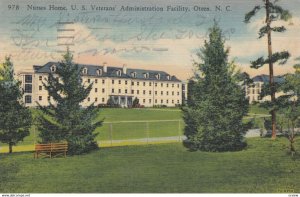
xmin=0 ymin=137 xmax=299 ymax=193
xmin=1 ymin=105 xmax=267 ymax=149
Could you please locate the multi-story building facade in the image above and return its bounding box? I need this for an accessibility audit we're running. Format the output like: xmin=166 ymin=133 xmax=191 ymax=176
xmin=18 ymin=62 xmax=183 ymax=107
xmin=245 ymin=74 xmax=285 ymax=103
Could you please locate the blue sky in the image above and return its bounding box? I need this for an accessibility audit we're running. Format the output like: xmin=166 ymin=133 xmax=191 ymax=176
xmin=0 ymin=0 xmax=299 ymax=80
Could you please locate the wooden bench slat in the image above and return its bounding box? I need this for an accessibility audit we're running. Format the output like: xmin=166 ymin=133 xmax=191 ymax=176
xmin=34 ymin=142 xmax=68 ymax=159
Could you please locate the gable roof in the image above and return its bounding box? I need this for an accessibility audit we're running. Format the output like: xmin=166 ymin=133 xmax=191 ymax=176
xmin=252 ymin=74 xmax=285 ymax=83
xmin=34 ymin=62 xmax=181 ymax=82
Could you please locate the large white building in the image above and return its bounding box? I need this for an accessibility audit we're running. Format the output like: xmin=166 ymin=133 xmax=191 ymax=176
xmin=245 ymin=74 xmax=286 ymax=103
xmin=18 ymin=62 xmax=186 ymax=107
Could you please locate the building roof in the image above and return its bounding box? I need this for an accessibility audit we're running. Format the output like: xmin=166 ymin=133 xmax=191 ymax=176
xmin=252 ymin=74 xmax=285 ymax=83
xmin=34 ymin=62 xmax=181 ymax=82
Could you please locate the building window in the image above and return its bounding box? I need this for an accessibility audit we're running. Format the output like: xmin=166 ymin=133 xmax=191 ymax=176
xmin=161 ymin=91 xmax=163 ymax=95
xmin=88 ymin=78 xmax=91 ymax=83
xmin=131 ymin=72 xmax=137 ymax=78
xmin=25 ymin=95 xmax=32 ymax=104
xmin=143 ymin=90 xmax=146 ymax=95
xmin=172 ymin=91 xmax=174 ymax=96
xmin=156 ymin=74 xmax=161 ymax=80
xmin=50 ymin=65 xmax=56 ymax=73
xmin=166 ymin=100 xmax=169 ymax=104
xmin=149 ymin=82 xmax=152 ymax=86
xmin=172 ymin=100 xmax=174 ymax=104
xmin=102 ymin=88 xmax=105 ymax=93
xmin=161 ymin=83 xmax=163 ymax=87
xmin=172 ymin=84 xmax=174 ymax=88
xmin=112 ymin=89 xmax=114 ymax=93
xmin=177 ymin=84 xmax=180 ymax=88
xmin=167 ymin=75 xmax=170 ymax=80
xmin=102 ymin=98 xmax=105 ymax=102
xmin=39 ymin=76 xmax=42 ymax=81
xmin=143 ymin=99 xmax=145 ymax=104
xmin=82 ymin=68 xmax=88 ymax=74
xmin=96 ymin=69 xmax=102 ymax=76
xmin=87 ymin=97 xmax=90 ymax=102
xmin=95 ymin=88 xmax=98 ymax=93
xmin=132 ymin=81 xmax=134 ymax=86
xmin=177 ymin=100 xmax=179 ymax=104
xmin=143 ymin=82 xmax=146 ymax=86
xmin=161 ymin=99 xmax=163 ymax=104
xmin=112 ymin=80 xmax=114 ymax=84
xmin=166 ymin=91 xmax=169 ymax=96
xmin=25 ymin=84 xmax=32 ymax=93
xmin=39 ymin=86 xmax=42 ymax=91
xmin=137 ymin=82 xmax=139 ymax=86
xmin=167 ymin=84 xmax=169 ymax=88
xmin=95 ymin=97 xmax=98 ymax=102
xmin=39 ymin=96 xmax=42 ymax=101
xmin=149 ymin=91 xmax=152 ymax=95
xmin=48 ymin=96 xmax=50 ymax=100
xmin=102 ymin=79 xmax=105 ymax=84
xmin=119 ymin=80 xmax=121 ymax=84
xmin=155 ymin=91 xmax=157 ymax=95
xmin=144 ymin=73 xmax=149 ymax=79
xmin=137 ymin=90 xmax=139 ymax=94
xmin=117 ymin=70 xmax=121 ymax=76
xmin=95 ymin=79 xmax=98 ymax=84
xmin=155 ymin=99 xmax=157 ymax=103
xmin=131 ymin=90 xmax=134 ymax=94
xmin=125 ymin=80 xmax=128 ymax=85
xmin=25 ymin=75 xmax=32 ymax=83
xmin=177 ymin=92 xmax=180 ymax=95
xmin=125 ymin=89 xmax=128 ymax=94
xmin=118 ymin=89 xmax=121 ymax=93
xmin=155 ymin=83 xmax=157 ymax=87
xmin=149 ymin=99 xmax=152 ymax=103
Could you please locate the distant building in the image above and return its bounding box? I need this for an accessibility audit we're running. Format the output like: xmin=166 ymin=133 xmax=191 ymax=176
xmin=17 ymin=62 xmax=184 ymax=107
xmin=245 ymin=74 xmax=285 ymax=103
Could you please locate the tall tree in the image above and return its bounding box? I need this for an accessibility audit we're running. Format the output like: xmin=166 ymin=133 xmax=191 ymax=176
xmin=182 ymin=23 xmax=249 ymax=152
xmin=0 ymin=57 xmax=32 ymax=153
xmin=244 ymin=0 xmax=292 ymax=139
xmin=37 ymin=49 xmax=102 ymax=155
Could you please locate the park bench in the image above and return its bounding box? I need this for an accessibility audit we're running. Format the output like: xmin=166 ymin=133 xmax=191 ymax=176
xmin=34 ymin=143 xmax=68 ymax=159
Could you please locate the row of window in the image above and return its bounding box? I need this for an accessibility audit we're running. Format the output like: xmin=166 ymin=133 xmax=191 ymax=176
xmin=86 ymin=97 xmax=180 ymax=105
xmin=110 ymin=89 xmax=180 ymax=96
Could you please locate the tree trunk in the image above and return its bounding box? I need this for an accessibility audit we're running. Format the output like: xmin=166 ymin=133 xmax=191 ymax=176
xmin=266 ymin=0 xmax=276 ymax=139
xmin=9 ymin=142 xmax=13 ymax=154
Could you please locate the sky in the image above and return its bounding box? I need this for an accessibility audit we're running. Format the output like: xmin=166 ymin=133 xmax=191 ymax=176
xmin=0 ymin=0 xmax=299 ymax=80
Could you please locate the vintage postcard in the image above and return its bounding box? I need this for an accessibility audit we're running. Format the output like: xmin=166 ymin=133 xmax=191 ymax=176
xmin=0 ymin=0 xmax=300 ymax=195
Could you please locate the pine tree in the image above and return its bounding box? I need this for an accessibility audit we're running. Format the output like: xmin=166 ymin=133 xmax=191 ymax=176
xmin=182 ymin=23 xmax=249 ymax=152
xmin=0 ymin=57 xmax=32 ymax=153
xmin=37 ymin=49 xmax=102 ymax=155
xmin=244 ymin=0 xmax=292 ymax=139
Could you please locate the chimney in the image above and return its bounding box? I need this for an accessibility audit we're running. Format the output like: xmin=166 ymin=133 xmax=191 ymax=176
xmin=123 ymin=64 xmax=127 ymax=74
xmin=103 ymin=62 xmax=107 ymax=72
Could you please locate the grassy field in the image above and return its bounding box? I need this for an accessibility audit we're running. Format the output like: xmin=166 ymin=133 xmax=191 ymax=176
xmin=0 ymin=105 xmax=268 ymax=152
xmin=0 ymin=137 xmax=299 ymax=193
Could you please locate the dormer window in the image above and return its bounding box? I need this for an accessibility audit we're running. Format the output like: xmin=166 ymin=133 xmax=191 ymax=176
xmin=167 ymin=75 xmax=170 ymax=80
xmin=82 ymin=67 xmax=88 ymax=75
xmin=156 ymin=73 xmax=160 ymax=80
xmin=117 ymin=70 xmax=122 ymax=76
xmin=96 ymin=69 xmax=102 ymax=76
xmin=144 ymin=73 xmax=149 ymax=79
xmin=131 ymin=72 xmax=137 ymax=78
xmin=50 ymin=65 xmax=56 ymax=73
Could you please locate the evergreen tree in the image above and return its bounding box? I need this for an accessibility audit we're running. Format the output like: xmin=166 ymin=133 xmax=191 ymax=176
xmin=277 ymin=59 xmax=300 ymax=156
xmin=182 ymin=23 xmax=249 ymax=152
xmin=0 ymin=57 xmax=31 ymax=153
xmin=37 ymin=49 xmax=102 ymax=155
xmin=244 ymin=0 xmax=292 ymax=139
